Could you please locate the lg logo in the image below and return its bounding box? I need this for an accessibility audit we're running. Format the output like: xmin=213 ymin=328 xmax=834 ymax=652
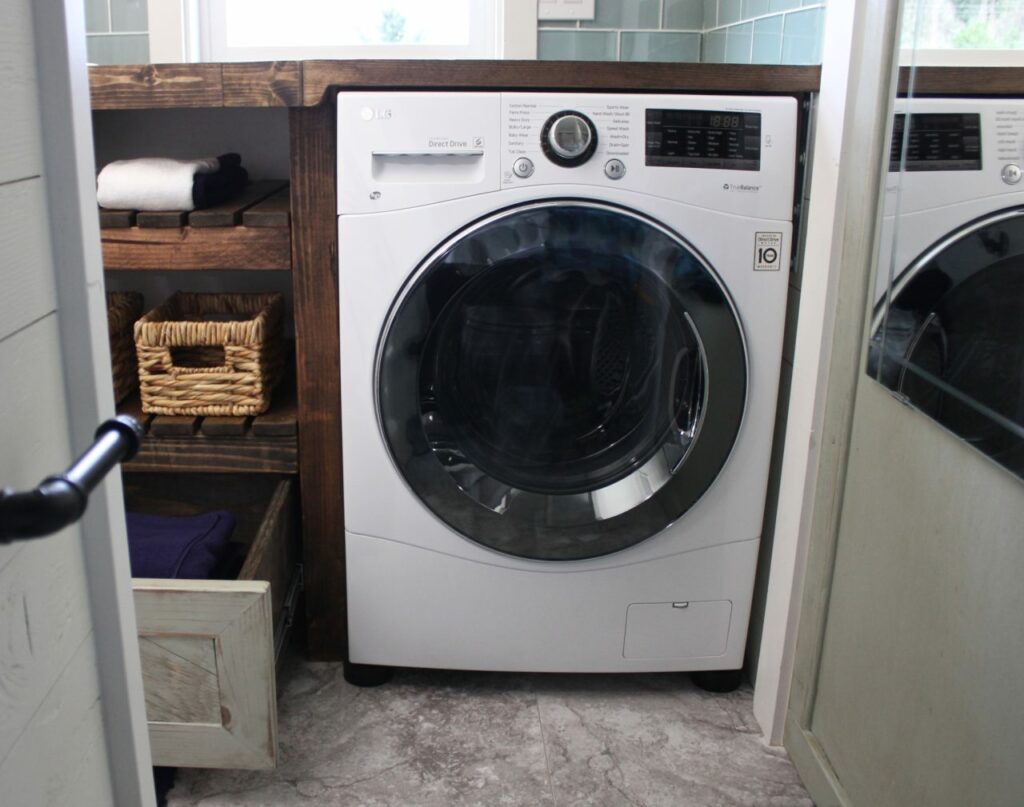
xmin=360 ymin=106 xmax=392 ymax=121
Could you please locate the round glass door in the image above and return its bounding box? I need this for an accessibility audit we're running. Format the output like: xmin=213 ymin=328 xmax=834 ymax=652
xmin=378 ymin=201 xmax=746 ymax=560
xmin=870 ymin=208 xmax=1024 ymax=475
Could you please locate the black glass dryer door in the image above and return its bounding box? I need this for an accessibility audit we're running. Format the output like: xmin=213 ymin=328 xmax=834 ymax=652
xmin=870 ymin=207 xmax=1024 ymax=475
xmin=378 ymin=201 xmax=747 ymax=560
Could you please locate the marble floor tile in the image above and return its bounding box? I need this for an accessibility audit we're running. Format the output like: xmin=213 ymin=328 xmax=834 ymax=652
xmin=166 ymin=657 xmax=810 ymax=807
xmin=533 ymin=675 xmax=812 ymax=807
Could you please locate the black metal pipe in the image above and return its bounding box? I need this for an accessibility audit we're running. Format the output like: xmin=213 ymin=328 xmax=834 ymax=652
xmin=0 ymin=415 xmax=144 ymax=543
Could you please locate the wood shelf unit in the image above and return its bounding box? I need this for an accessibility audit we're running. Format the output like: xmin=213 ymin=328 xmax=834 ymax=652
xmin=103 ymin=176 xmax=298 ymax=471
xmin=100 ymin=181 xmax=292 ymax=271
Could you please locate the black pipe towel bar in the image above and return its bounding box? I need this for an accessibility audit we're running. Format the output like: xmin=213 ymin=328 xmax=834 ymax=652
xmin=0 ymin=415 xmax=144 ymax=544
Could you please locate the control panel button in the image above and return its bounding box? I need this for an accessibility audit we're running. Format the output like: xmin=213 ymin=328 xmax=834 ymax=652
xmin=513 ymin=157 xmax=535 ymax=178
xmin=1002 ymin=163 xmax=1022 ymax=185
xmin=541 ymin=111 xmax=598 ymax=167
xmin=604 ymin=159 xmax=626 ymax=180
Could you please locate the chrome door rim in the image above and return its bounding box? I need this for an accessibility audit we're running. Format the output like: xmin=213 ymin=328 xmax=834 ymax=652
xmin=374 ymin=199 xmax=749 ymax=560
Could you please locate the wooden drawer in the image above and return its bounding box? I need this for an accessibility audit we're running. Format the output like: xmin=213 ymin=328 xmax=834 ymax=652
xmin=123 ymin=474 xmax=300 ymax=770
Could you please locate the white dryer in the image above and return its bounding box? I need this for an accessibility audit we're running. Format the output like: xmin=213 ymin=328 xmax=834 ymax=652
xmin=338 ymin=92 xmax=797 ymax=673
xmin=870 ymin=97 xmax=1024 ymax=474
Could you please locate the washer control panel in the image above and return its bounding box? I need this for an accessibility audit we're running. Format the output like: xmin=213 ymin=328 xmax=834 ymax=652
xmin=501 ymin=92 xmax=798 ymax=220
xmin=885 ymin=99 xmax=1024 ymax=214
xmin=337 ymin=92 xmax=797 ymax=219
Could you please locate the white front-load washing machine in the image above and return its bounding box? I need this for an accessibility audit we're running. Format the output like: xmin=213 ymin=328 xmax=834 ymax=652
xmin=338 ymin=92 xmax=798 ymax=673
xmin=870 ymin=97 xmax=1024 ymax=474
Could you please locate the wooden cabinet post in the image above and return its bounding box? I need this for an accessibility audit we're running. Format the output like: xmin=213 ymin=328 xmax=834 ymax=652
xmin=289 ymin=103 xmax=346 ymax=660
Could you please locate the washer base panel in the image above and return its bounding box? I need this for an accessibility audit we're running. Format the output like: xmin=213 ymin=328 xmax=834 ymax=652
xmin=346 ymin=530 xmax=758 ymax=673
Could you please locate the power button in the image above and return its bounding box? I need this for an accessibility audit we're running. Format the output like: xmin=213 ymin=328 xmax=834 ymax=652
xmin=1002 ymin=163 xmax=1021 ymax=185
xmin=513 ymin=157 xmax=535 ymax=178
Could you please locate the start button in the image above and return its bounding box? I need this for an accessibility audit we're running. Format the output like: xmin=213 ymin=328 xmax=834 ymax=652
xmin=604 ymin=159 xmax=626 ymax=180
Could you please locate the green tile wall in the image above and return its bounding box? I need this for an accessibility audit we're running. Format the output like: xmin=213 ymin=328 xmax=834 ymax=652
xmin=83 ymin=0 xmax=149 ymax=64
xmin=702 ymin=0 xmax=824 ymax=64
xmin=110 ymin=0 xmax=147 ymax=33
xmin=539 ymin=0 xmax=825 ymax=65
xmin=540 ymin=0 xmax=704 ymax=64
xmin=751 ymin=15 xmax=784 ymax=63
xmin=621 ymin=32 xmax=700 ymax=62
xmin=538 ymin=30 xmax=618 ymax=61
xmin=581 ymin=0 xmax=661 ymax=29
xmin=86 ymin=33 xmax=149 ymax=65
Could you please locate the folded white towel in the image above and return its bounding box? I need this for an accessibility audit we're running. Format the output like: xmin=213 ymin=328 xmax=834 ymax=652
xmin=96 ymin=157 xmax=221 ymax=211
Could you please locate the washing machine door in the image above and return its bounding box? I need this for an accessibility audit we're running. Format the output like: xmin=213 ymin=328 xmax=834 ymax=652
xmin=870 ymin=207 xmax=1024 ymax=474
xmin=378 ymin=200 xmax=747 ymax=560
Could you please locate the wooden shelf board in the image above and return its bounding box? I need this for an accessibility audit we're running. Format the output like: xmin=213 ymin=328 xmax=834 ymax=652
xmin=102 ymin=225 xmax=291 ymax=271
xmin=189 ymin=180 xmax=289 ymax=228
xmin=243 ymin=187 xmax=291 ymax=228
xmin=99 ymin=181 xmax=292 ymax=271
xmin=118 ymin=370 xmax=298 ymax=474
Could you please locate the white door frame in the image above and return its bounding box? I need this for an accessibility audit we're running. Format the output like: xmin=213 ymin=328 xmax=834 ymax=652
xmin=32 ymin=2 xmax=154 ymax=803
xmin=752 ymin=0 xmax=903 ymax=745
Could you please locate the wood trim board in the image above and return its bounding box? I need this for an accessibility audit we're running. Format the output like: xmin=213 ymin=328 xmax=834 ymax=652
xmin=90 ymin=62 xmax=301 ymax=109
xmin=898 ymin=65 xmax=1024 ymax=96
xmin=289 ymin=104 xmax=346 ymax=660
xmin=299 ymin=60 xmax=823 ymax=105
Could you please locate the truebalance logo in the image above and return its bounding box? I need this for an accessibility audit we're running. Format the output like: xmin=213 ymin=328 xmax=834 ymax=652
xmin=722 ymin=182 xmax=761 ymax=193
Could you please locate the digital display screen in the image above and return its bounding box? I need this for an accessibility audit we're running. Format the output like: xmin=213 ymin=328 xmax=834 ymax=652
xmin=890 ymin=113 xmax=982 ymax=172
xmin=645 ymin=109 xmax=761 ymax=171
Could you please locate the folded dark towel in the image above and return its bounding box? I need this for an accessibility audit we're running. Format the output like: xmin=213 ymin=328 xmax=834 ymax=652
xmin=192 ymin=161 xmax=249 ymax=210
xmin=215 ymin=152 xmax=242 ymax=170
xmin=126 ymin=510 xmax=236 ymax=579
xmin=153 ymin=767 xmax=175 ymax=807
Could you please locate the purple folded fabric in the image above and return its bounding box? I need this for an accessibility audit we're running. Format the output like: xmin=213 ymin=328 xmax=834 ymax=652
xmin=126 ymin=510 xmax=236 ymax=579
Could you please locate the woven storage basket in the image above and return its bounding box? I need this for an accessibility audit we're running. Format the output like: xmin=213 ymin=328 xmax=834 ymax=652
xmin=135 ymin=292 xmax=285 ymax=416
xmin=107 ymin=291 xmax=144 ymax=404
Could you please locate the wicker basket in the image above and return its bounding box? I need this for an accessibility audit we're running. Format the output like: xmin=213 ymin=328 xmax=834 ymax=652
xmin=135 ymin=292 xmax=285 ymax=416
xmin=107 ymin=292 xmax=144 ymax=404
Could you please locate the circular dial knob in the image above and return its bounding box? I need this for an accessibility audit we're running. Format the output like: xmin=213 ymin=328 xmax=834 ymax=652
xmin=541 ymin=111 xmax=598 ymax=167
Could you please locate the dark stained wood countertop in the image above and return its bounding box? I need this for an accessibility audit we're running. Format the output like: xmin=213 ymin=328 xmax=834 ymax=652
xmin=89 ymin=60 xmax=822 ymax=109
xmin=88 ymin=61 xmax=1024 ymax=111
